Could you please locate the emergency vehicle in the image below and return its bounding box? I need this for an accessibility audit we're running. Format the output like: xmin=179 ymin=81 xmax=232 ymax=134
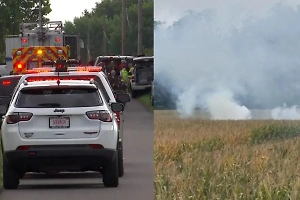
xmin=4 ymin=21 xmax=82 ymax=75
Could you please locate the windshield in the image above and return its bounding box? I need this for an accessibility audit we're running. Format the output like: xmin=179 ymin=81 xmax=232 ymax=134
xmin=25 ymin=75 xmax=112 ymax=103
xmin=15 ymin=86 xmax=102 ymax=108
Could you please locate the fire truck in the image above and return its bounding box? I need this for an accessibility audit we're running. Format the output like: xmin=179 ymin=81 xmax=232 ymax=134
xmin=4 ymin=21 xmax=83 ymax=75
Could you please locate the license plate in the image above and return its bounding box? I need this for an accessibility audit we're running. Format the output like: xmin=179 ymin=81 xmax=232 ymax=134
xmin=49 ymin=117 xmax=70 ymax=128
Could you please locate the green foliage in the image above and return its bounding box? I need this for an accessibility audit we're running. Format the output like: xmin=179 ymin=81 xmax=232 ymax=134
xmin=138 ymin=92 xmax=153 ymax=111
xmin=0 ymin=0 xmax=52 ymax=62
xmin=251 ymin=123 xmax=300 ymax=144
xmin=64 ymin=0 xmax=154 ymax=63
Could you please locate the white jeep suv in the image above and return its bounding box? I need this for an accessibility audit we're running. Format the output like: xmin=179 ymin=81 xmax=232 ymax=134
xmin=0 ymin=79 xmax=124 ymax=189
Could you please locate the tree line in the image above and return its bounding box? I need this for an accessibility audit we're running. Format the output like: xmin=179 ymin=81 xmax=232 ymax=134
xmin=65 ymin=0 xmax=153 ymax=63
xmin=0 ymin=0 xmax=153 ymax=63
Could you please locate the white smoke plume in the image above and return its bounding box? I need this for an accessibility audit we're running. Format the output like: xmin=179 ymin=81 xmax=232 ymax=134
xmin=155 ymin=0 xmax=300 ymax=120
xmin=271 ymin=104 xmax=300 ymax=119
xmin=206 ymin=90 xmax=252 ymax=120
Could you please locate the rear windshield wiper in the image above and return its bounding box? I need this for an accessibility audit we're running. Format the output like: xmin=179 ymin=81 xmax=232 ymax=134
xmin=37 ymin=103 xmax=61 ymax=107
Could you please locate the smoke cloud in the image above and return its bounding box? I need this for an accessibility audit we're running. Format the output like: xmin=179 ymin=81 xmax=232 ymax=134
xmin=155 ymin=1 xmax=300 ymax=119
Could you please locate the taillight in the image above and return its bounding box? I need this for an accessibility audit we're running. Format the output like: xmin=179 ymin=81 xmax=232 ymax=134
xmin=6 ymin=112 xmax=33 ymax=124
xmin=86 ymin=110 xmax=112 ymax=122
xmin=131 ymin=75 xmax=135 ymax=82
xmin=16 ymin=145 xmax=30 ymax=151
xmin=114 ymin=112 xmax=121 ymax=128
xmin=89 ymin=144 xmax=104 ymax=149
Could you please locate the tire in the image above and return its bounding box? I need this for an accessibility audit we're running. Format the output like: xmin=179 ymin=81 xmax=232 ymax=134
xmin=118 ymin=142 xmax=124 ymax=177
xmin=3 ymin=155 xmax=19 ymax=189
xmin=102 ymin=153 xmax=119 ymax=187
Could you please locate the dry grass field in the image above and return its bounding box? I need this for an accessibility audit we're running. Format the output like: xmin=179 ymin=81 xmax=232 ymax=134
xmin=154 ymin=110 xmax=300 ymax=200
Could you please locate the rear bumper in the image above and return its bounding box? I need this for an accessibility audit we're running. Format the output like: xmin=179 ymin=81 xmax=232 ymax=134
xmin=131 ymin=83 xmax=152 ymax=91
xmin=4 ymin=144 xmax=116 ymax=172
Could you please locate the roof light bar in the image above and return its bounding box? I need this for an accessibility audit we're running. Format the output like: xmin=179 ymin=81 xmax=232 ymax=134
xmin=25 ymin=68 xmax=53 ymax=74
xmin=70 ymin=67 xmax=102 ymax=72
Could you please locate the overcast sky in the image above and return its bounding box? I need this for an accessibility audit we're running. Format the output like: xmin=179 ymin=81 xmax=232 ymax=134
xmin=46 ymin=0 xmax=102 ymax=22
xmin=155 ymin=0 xmax=300 ymax=25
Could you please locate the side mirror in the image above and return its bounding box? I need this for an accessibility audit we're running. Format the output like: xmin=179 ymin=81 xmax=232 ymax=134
xmin=115 ymin=93 xmax=130 ymax=103
xmin=111 ymin=102 xmax=124 ymax=112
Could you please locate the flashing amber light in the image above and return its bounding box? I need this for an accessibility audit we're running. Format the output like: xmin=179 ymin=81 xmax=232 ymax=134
xmin=25 ymin=68 xmax=52 ymax=74
xmin=17 ymin=64 xmax=23 ymax=69
xmin=22 ymin=38 xmax=27 ymax=43
xmin=2 ymin=80 xmax=11 ymax=85
xmin=55 ymin=37 xmax=61 ymax=42
xmin=37 ymin=50 xmax=43 ymax=55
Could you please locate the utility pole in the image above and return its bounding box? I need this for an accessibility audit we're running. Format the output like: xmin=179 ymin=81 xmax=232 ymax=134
xmin=137 ymin=0 xmax=143 ymax=55
xmin=87 ymin=23 xmax=90 ymax=59
xmin=121 ymin=0 xmax=126 ymax=55
xmin=39 ymin=0 xmax=43 ymax=45
xmin=103 ymin=16 xmax=107 ymax=55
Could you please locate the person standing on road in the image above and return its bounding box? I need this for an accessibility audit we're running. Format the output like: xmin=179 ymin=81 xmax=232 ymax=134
xmin=128 ymin=63 xmax=134 ymax=80
xmin=108 ymin=70 xmax=118 ymax=88
xmin=106 ymin=61 xmax=115 ymax=76
xmin=113 ymin=76 xmax=127 ymax=93
xmin=120 ymin=65 xmax=129 ymax=92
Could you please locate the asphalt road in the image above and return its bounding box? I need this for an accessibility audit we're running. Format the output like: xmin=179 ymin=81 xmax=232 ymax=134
xmin=0 ymin=99 xmax=154 ymax=200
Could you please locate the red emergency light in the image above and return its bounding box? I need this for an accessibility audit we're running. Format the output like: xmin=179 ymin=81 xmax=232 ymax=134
xmin=21 ymin=38 xmax=27 ymax=43
xmin=55 ymin=37 xmax=61 ymax=42
xmin=1 ymin=80 xmax=11 ymax=85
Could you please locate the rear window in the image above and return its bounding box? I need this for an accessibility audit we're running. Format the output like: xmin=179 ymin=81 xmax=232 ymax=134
xmin=134 ymin=59 xmax=154 ymax=67
xmin=15 ymin=87 xmax=102 ymax=108
xmin=0 ymin=76 xmax=21 ymax=97
xmin=25 ymin=75 xmax=112 ymax=103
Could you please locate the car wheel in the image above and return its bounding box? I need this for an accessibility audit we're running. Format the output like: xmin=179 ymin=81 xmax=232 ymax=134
xmin=102 ymin=153 xmax=119 ymax=187
xmin=3 ymin=155 xmax=19 ymax=189
xmin=118 ymin=141 xmax=124 ymax=177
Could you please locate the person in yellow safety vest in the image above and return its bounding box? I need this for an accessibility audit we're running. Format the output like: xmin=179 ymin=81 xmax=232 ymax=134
xmin=66 ymin=45 xmax=71 ymax=58
xmin=128 ymin=63 xmax=134 ymax=79
xmin=120 ymin=65 xmax=129 ymax=92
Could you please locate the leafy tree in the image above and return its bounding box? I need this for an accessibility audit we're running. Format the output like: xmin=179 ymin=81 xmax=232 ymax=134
xmin=0 ymin=0 xmax=52 ymax=62
xmin=64 ymin=0 xmax=154 ymax=63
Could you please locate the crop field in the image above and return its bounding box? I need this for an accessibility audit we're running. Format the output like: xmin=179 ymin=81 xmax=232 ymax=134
xmin=154 ymin=110 xmax=300 ymax=200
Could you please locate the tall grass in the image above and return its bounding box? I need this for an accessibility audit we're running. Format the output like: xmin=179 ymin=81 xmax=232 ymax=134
xmin=154 ymin=111 xmax=300 ymax=200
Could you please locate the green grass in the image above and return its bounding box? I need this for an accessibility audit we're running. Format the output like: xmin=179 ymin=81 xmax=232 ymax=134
xmin=137 ymin=92 xmax=153 ymax=111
